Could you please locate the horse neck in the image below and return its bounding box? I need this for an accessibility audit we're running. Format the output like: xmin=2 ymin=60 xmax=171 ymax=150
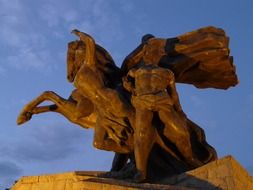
xmin=81 ymin=60 xmax=106 ymax=82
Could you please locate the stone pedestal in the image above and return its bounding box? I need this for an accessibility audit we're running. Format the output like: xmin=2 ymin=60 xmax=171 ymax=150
xmin=11 ymin=156 xmax=253 ymax=190
xmin=10 ymin=171 xmax=190 ymax=190
xmin=163 ymin=155 xmax=253 ymax=189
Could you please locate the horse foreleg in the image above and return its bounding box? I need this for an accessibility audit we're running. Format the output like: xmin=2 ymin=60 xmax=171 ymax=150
xmin=30 ymin=104 xmax=96 ymax=129
xmin=17 ymin=91 xmax=76 ymax=125
xmin=29 ymin=104 xmax=59 ymax=115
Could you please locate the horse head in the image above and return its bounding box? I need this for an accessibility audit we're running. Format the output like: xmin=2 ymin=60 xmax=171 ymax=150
xmin=67 ymin=29 xmax=122 ymax=88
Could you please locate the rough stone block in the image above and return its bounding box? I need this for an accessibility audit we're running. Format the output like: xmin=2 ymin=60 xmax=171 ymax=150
xmin=163 ymin=155 xmax=253 ymax=190
xmin=11 ymin=171 xmax=191 ymax=190
xmin=11 ymin=156 xmax=253 ymax=190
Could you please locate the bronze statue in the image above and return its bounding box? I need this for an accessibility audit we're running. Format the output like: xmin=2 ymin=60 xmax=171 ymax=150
xmin=17 ymin=26 xmax=238 ymax=182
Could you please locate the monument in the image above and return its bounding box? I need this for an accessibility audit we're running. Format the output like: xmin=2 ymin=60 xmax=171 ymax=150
xmin=13 ymin=26 xmax=252 ymax=189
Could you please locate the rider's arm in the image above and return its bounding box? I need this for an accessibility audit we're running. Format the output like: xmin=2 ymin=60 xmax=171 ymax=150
xmin=122 ymin=69 xmax=136 ymax=94
xmin=71 ymin=30 xmax=96 ymax=67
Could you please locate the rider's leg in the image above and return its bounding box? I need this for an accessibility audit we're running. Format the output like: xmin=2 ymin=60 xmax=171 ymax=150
xmin=134 ymin=108 xmax=155 ymax=182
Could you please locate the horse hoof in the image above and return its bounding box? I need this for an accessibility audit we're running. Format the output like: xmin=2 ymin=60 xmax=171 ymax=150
xmin=17 ymin=111 xmax=32 ymax=125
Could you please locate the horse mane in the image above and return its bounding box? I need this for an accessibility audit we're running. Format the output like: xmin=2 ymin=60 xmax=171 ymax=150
xmin=95 ymin=45 xmax=122 ymax=88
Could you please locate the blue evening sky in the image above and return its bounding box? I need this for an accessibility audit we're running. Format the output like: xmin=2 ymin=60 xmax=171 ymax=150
xmin=0 ymin=0 xmax=252 ymax=188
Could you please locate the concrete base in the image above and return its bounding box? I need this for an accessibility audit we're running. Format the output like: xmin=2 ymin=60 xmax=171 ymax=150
xmin=11 ymin=156 xmax=253 ymax=190
xmin=10 ymin=171 xmax=190 ymax=190
xmin=164 ymin=155 xmax=253 ymax=190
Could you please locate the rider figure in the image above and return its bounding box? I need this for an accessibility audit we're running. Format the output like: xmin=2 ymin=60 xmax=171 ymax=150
xmin=123 ymin=35 xmax=201 ymax=181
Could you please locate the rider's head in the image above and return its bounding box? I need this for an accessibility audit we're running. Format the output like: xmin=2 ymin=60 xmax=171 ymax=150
xmin=141 ymin=34 xmax=155 ymax=43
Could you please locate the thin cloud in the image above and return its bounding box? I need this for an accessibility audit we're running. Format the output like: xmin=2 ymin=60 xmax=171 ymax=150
xmin=0 ymin=0 xmax=129 ymax=74
xmin=0 ymin=0 xmax=29 ymax=48
xmin=69 ymin=0 xmax=125 ymax=44
xmin=0 ymin=0 xmax=58 ymax=73
xmin=6 ymin=47 xmax=53 ymax=72
xmin=7 ymin=49 xmax=42 ymax=69
xmin=38 ymin=1 xmax=80 ymax=28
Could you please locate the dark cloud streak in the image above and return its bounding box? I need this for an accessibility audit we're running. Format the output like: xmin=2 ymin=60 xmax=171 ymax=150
xmin=1 ymin=123 xmax=92 ymax=162
xmin=0 ymin=160 xmax=22 ymax=189
xmin=0 ymin=161 xmax=22 ymax=178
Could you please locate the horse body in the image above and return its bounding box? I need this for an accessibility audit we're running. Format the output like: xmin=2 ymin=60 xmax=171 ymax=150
xmin=71 ymin=30 xmax=135 ymax=153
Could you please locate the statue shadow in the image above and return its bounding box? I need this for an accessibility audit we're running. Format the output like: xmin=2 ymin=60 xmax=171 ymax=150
xmin=146 ymin=144 xmax=222 ymax=190
xmin=85 ymin=171 xmax=222 ymax=190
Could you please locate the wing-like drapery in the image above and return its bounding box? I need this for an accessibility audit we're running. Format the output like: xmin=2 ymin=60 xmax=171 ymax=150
xmin=121 ymin=26 xmax=238 ymax=89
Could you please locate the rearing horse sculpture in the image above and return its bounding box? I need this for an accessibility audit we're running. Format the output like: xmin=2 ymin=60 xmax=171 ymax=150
xmin=17 ymin=30 xmax=135 ymax=154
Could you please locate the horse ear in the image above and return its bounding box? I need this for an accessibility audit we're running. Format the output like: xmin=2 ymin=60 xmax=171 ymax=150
xmin=67 ymin=41 xmax=78 ymax=62
xmin=68 ymin=41 xmax=79 ymax=51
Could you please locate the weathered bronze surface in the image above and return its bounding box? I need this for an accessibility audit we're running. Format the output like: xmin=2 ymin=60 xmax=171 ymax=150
xmin=17 ymin=26 xmax=238 ymax=182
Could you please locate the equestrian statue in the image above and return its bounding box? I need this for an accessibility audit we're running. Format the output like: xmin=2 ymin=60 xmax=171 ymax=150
xmin=17 ymin=26 xmax=238 ymax=182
